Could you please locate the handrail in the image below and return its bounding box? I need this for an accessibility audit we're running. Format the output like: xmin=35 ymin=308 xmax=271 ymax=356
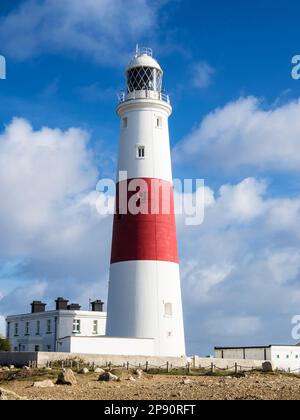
xmin=118 ymin=90 xmax=170 ymax=104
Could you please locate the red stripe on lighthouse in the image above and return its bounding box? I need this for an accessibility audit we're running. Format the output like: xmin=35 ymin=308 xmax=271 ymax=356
xmin=111 ymin=178 xmax=179 ymax=264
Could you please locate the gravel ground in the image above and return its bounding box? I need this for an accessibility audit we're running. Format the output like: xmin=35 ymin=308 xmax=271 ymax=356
xmin=1 ymin=369 xmax=300 ymax=400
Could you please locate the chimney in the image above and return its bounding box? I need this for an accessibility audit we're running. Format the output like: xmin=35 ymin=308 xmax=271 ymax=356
xmin=55 ymin=297 xmax=69 ymax=311
xmin=31 ymin=301 xmax=47 ymax=314
xmin=67 ymin=303 xmax=81 ymax=311
xmin=91 ymin=300 xmax=104 ymax=312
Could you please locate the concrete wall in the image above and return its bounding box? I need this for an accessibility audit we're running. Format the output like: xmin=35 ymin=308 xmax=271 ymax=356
xmin=193 ymin=356 xmax=263 ymax=370
xmin=0 ymin=352 xmax=38 ymax=367
xmin=37 ymin=352 xmax=189 ymax=368
xmin=215 ymin=348 xmax=271 ymax=361
xmin=1 ymin=352 xmax=264 ymax=370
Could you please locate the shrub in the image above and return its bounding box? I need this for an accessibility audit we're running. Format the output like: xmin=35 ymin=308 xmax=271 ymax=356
xmin=0 ymin=337 xmax=11 ymax=352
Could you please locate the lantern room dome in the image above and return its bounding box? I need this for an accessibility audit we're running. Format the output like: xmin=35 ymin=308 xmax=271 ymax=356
xmin=126 ymin=50 xmax=163 ymax=74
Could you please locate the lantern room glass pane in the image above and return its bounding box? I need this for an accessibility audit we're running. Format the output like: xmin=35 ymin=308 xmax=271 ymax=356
xmin=127 ymin=67 xmax=163 ymax=93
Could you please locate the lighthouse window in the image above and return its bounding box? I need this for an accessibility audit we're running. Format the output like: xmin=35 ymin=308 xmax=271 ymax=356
xmin=122 ymin=117 xmax=128 ymax=129
xmin=164 ymin=303 xmax=173 ymax=317
xmin=137 ymin=146 xmax=145 ymax=159
xmin=156 ymin=117 xmax=162 ymax=128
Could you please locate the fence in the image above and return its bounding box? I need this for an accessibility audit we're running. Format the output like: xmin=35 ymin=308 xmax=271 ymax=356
xmin=39 ymin=359 xmax=262 ymax=376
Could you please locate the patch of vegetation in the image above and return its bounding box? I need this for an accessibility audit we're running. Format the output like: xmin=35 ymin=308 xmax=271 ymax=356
xmin=0 ymin=337 xmax=11 ymax=352
xmin=0 ymin=369 xmax=60 ymax=384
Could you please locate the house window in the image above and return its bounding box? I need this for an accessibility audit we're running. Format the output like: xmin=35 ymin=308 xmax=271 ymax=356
xmin=167 ymin=331 xmax=172 ymax=337
xmin=93 ymin=320 xmax=98 ymax=335
xmin=47 ymin=345 xmax=51 ymax=352
xmin=286 ymin=355 xmax=290 ymax=359
xmin=36 ymin=320 xmax=40 ymax=335
xmin=137 ymin=145 xmax=145 ymax=159
xmin=14 ymin=323 xmax=19 ymax=336
xmin=46 ymin=320 xmax=52 ymax=334
xmin=7 ymin=322 xmax=10 ymax=338
xmin=296 ymin=355 xmax=299 ymax=359
xmin=25 ymin=322 xmax=30 ymax=336
xmin=73 ymin=319 xmax=81 ymax=334
xmin=156 ymin=116 xmax=162 ymax=128
xmin=122 ymin=117 xmax=128 ymax=129
xmin=277 ymin=355 xmax=280 ymax=359
xmin=164 ymin=303 xmax=173 ymax=317
xmin=35 ymin=345 xmax=40 ymax=352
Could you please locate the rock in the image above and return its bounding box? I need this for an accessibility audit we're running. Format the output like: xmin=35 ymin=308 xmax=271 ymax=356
xmin=80 ymin=368 xmax=89 ymax=374
xmin=135 ymin=369 xmax=143 ymax=378
xmin=33 ymin=380 xmax=55 ymax=388
xmin=262 ymin=362 xmax=274 ymax=373
xmin=0 ymin=387 xmax=27 ymax=400
xmin=22 ymin=366 xmax=30 ymax=371
xmin=56 ymin=369 xmax=77 ymax=386
xmin=94 ymin=368 xmax=105 ymax=374
xmin=181 ymin=378 xmax=192 ymax=385
xmin=128 ymin=375 xmax=136 ymax=382
xmin=9 ymin=365 xmax=15 ymax=370
xmin=98 ymin=372 xmax=119 ymax=382
xmin=1 ymin=367 xmax=9 ymax=372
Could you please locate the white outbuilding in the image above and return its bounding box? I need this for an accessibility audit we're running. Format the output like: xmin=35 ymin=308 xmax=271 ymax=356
xmin=215 ymin=345 xmax=300 ymax=373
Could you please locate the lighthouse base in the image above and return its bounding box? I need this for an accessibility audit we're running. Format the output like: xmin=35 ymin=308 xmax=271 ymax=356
xmin=106 ymin=261 xmax=186 ymax=358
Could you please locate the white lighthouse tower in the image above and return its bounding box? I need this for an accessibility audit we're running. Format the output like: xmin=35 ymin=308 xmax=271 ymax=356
xmin=106 ymin=47 xmax=186 ymax=357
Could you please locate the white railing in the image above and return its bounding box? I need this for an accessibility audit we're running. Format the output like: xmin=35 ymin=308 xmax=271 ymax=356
xmin=135 ymin=47 xmax=153 ymax=57
xmin=118 ymin=90 xmax=170 ymax=104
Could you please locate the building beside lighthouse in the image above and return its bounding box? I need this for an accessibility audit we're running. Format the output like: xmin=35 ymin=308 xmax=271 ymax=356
xmin=5 ymin=48 xmax=186 ymax=358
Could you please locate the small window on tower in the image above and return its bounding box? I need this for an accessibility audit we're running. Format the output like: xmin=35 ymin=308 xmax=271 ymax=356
xmin=164 ymin=303 xmax=173 ymax=317
xmin=156 ymin=116 xmax=162 ymax=128
xmin=123 ymin=117 xmax=128 ymax=129
xmin=137 ymin=145 xmax=145 ymax=159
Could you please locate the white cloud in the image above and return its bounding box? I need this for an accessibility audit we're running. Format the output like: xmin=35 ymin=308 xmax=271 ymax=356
xmin=0 ymin=0 xmax=167 ymax=64
xmin=173 ymin=96 xmax=300 ymax=174
xmin=192 ymin=62 xmax=215 ymax=89
xmin=0 ymin=118 xmax=112 ymax=319
xmin=179 ymin=177 xmax=300 ymax=352
xmin=1 ymin=118 xmax=300 ymax=354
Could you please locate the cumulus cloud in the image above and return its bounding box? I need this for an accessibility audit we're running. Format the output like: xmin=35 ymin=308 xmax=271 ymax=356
xmin=0 ymin=0 xmax=167 ymax=64
xmin=173 ymin=96 xmax=300 ymax=174
xmin=179 ymin=177 xmax=300 ymax=353
xmin=1 ymin=118 xmax=300 ymax=353
xmin=0 ymin=118 xmax=112 ymax=331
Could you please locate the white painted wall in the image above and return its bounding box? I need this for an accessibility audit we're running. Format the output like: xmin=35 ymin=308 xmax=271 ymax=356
xmin=106 ymin=261 xmax=186 ymax=358
xmin=6 ymin=311 xmax=107 ymax=353
xmin=116 ymin=99 xmax=173 ymax=183
xmin=271 ymin=346 xmax=300 ymax=372
xmin=60 ymin=336 xmax=155 ymax=356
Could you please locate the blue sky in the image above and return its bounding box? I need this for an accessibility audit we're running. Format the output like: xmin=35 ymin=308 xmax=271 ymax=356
xmin=1 ymin=0 xmax=300 ymax=355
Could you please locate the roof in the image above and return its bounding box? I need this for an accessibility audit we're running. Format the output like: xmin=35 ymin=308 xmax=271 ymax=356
xmin=127 ymin=53 xmax=162 ymax=73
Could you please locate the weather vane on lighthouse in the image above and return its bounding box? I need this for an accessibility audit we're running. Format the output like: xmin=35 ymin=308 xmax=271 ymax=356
xmin=106 ymin=47 xmax=186 ymax=357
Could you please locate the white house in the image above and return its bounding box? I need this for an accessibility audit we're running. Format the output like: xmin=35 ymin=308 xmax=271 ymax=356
xmin=6 ymin=298 xmax=107 ymax=353
xmin=6 ymin=298 xmax=158 ymax=356
xmin=215 ymin=345 xmax=300 ymax=373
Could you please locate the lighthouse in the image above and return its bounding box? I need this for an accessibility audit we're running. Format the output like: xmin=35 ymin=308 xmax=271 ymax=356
xmin=106 ymin=47 xmax=186 ymax=357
